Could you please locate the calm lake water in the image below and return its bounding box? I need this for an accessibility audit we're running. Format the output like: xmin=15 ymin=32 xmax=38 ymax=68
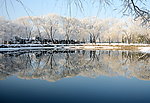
xmin=0 ymin=49 xmax=150 ymax=103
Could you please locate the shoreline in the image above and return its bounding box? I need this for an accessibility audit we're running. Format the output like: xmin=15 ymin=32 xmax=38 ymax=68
xmin=0 ymin=43 xmax=150 ymax=53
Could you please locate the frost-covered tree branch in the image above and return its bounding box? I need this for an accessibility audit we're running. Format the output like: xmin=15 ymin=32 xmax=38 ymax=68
xmin=121 ymin=0 xmax=150 ymax=25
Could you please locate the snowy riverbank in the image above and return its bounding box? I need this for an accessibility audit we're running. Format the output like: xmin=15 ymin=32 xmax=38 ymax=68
xmin=0 ymin=43 xmax=150 ymax=53
xmin=139 ymin=47 xmax=150 ymax=53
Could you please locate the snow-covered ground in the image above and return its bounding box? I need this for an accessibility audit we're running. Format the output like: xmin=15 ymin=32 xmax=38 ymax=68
xmin=0 ymin=47 xmax=56 ymax=51
xmin=0 ymin=43 xmax=150 ymax=53
xmin=83 ymin=43 xmax=150 ymax=46
xmin=139 ymin=47 xmax=150 ymax=53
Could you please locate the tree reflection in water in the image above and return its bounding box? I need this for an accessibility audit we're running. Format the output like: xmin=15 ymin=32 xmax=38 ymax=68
xmin=0 ymin=49 xmax=150 ymax=81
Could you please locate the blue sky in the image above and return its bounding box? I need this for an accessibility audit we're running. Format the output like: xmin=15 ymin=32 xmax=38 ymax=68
xmin=0 ymin=0 xmax=150 ymax=20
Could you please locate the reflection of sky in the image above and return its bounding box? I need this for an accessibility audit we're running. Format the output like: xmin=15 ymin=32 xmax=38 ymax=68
xmin=1 ymin=0 xmax=150 ymax=20
xmin=0 ymin=75 xmax=150 ymax=103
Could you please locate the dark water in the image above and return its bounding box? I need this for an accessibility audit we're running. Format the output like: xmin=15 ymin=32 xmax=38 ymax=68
xmin=0 ymin=49 xmax=150 ymax=103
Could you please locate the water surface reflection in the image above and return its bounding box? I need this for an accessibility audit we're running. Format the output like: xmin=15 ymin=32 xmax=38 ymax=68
xmin=0 ymin=49 xmax=149 ymax=81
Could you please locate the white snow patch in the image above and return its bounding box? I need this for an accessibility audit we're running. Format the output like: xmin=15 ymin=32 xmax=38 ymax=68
xmin=139 ymin=47 xmax=150 ymax=53
xmin=0 ymin=47 xmax=55 ymax=51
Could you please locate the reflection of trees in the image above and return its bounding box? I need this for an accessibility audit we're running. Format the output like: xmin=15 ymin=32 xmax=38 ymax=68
xmin=0 ymin=50 xmax=150 ymax=81
xmin=0 ymin=53 xmax=30 ymax=80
